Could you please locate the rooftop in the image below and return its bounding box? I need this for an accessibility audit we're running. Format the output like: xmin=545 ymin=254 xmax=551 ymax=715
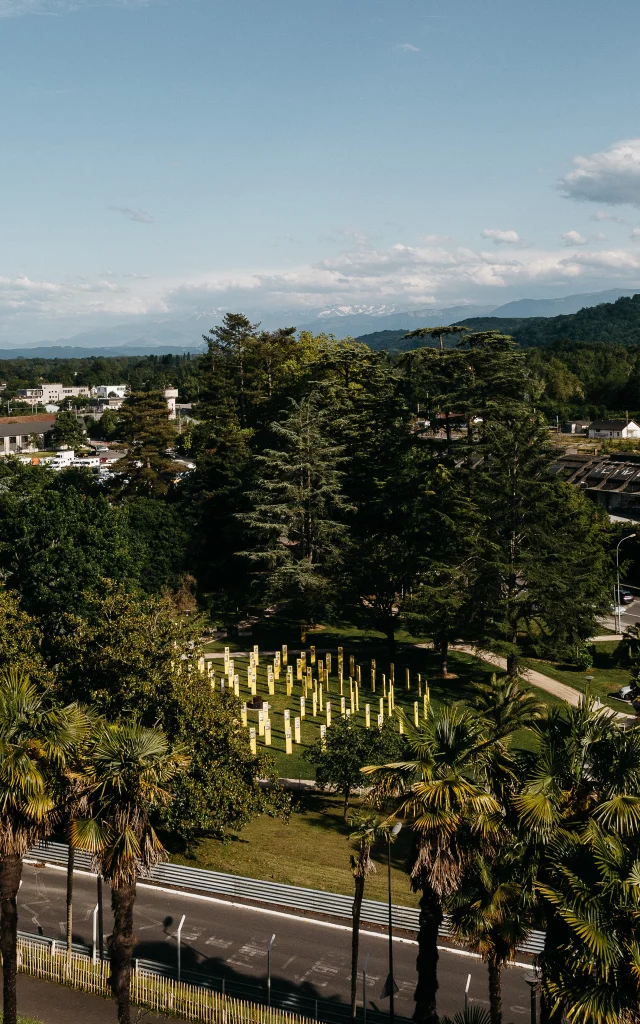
xmin=589 ymin=419 xmax=639 ymax=430
xmin=0 ymin=416 xmax=55 ymax=438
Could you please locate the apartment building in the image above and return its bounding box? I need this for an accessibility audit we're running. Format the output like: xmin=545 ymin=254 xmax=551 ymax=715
xmin=18 ymin=384 xmax=90 ymax=405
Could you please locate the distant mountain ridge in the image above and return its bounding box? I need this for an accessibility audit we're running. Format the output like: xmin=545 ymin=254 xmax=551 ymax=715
xmin=1 ymin=288 xmax=639 ymax=358
xmin=356 ymin=293 xmax=640 ymax=352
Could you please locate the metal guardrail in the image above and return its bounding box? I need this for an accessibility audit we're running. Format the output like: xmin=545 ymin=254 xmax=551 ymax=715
xmin=27 ymin=841 xmax=544 ymax=955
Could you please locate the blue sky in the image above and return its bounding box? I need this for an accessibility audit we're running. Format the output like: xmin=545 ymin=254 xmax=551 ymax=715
xmin=2 ymin=0 xmax=640 ymax=342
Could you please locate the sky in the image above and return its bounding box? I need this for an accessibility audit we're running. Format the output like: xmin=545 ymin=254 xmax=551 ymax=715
xmin=2 ymin=0 xmax=640 ymax=343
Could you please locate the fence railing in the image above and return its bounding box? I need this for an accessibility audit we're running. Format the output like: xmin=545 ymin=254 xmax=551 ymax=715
xmin=16 ymin=930 xmax=409 ymax=1024
xmin=16 ymin=935 xmax=320 ymax=1024
xmin=27 ymin=840 xmax=544 ymax=955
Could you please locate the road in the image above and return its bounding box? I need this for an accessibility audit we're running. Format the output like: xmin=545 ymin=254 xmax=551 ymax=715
xmin=18 ymin=863 xmax=534 ymax=1022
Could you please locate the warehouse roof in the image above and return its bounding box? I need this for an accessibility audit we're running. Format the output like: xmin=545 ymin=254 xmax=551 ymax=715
xmin=0 ymin=416 xmax=55 ymax=438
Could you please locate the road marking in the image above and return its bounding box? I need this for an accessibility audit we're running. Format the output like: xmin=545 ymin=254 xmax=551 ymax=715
xmin=205 ymin=936 xmax=233 ymax=949
xmin=21 ymin=862 xmax=532 ymax=969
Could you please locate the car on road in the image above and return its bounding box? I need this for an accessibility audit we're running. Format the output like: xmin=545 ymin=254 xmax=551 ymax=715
xmin=621 ymin=587 xmax=636 ymax=604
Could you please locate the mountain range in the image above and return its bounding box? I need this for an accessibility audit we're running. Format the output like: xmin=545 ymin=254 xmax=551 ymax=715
xmin=0 ymin=288 xmax=638 ymax=358
xmin=356 ymin=293 xmax=640 ymax=353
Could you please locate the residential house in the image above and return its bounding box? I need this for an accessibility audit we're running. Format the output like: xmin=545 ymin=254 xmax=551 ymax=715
xmin=588 ymin=419 xmax=640 ymax=439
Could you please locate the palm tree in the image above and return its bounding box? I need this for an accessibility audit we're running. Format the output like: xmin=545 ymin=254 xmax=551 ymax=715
xmin=73 ymin=720 xmax=188 ymax=1024
xmin=448 ymin=840 xmax=531 ymax=1024
xmin=364 ymin=705 xmax=499 ymax=1024
xmin=364 ymin=681 xmax=542 ymax=1024
xmin=513 ymin=695 xmax=640 ymax=1023
xmin=536 ymin=819 xmax=640 ymax=1024
xmin=0 ymin=669 xmax=87 ymax=1024
xmin=348 ymin=813 xmax=386 ymax=1021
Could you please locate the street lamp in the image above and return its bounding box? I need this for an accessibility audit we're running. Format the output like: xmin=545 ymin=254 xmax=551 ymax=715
xmin=616 ymin=534 xmax=637 ymax=633
xmin=383 ymin=821 xmax=402 ymax=1024
xmin=524 ymin=974 xmax=539 ymax=1024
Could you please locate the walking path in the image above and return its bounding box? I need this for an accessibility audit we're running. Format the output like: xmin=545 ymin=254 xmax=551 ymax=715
xmin=449 ymin=644 xmax=635 ymax=722
xmin=450 ymin=645 xmax=582 ymax=706
xmin=7 ymin=972 xmax=175 ymax=1024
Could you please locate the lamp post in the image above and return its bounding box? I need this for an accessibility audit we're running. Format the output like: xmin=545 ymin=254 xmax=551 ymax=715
xmin=97 ymin=876 xmax=104 ymax=963
xmin=267 ymin=933 xmax=275 ymax=1006
xmin=524 ymin=975 xmax=539 ymax=1024
xmin=616 ymin=534 xmax=637 ymax=633
xmin=386 ymin=821 xmax=402 ymax=1024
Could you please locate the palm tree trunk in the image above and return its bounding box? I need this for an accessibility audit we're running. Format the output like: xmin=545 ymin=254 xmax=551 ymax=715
xmin=487 ymin=953 xmax=502 ymax=1024
xmin=66 ymin=844 xmax=74 ymax=970
xmin=412 ymin=885 xmax=442 ymax=1024
xmin=343 ymin=787 xmax=351 ymax=821
xmin=0 ymin=853 xmax=24 ymax=1024
xmin=109 ymin=881 xmax=137 ymax=1024
xmin=351 ymin=874 xmax=365 ymax=1021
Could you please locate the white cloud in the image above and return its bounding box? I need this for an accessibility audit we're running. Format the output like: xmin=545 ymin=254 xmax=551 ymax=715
xmin=5 ymin=238 xmax=640 ymax=339
xmin=631 ymin=228 xmax=640 ymax=240
xmin=592 ymin=210 xmax=629 ymax=224
xmin=559 ymin=138 xmax=640 ymax=206
xmin=481 ymin=229 xmax=521 ymax=244
xmin=109 ymin=206 xmax=154 ymax=224
xmin=397 ymin=42 xmax=420 ymax=52
xmin=561 ymin=230 xmax=588 ymax=246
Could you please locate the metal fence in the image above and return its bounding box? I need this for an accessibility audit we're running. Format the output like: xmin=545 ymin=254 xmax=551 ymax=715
xmin=16 ymin=933 xmax=325 ymax=1024
xmin=17 ymin=930 xmax=409 ymax=1024
xmin=27 ymin=840 xmax=544 ymax=955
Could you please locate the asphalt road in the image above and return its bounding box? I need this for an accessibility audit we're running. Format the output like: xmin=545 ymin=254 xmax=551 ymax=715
xmin=18 ymin=863 xmax=534 ymax=1022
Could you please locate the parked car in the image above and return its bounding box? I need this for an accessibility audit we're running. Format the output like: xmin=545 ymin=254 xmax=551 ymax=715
xmin=617 ymin=683 xmax=640 ymax=703
xmin=621 ymin=587 xmax=636 ymax=604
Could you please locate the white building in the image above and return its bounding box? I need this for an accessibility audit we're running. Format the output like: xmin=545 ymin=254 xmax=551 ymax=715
xmin=49 ymin=450 xmax=75 ymax=470
xmin=588 ymin=419 xmax=640 ymax=439
xmin=18 ymin=384 xmax=90 ymax=406
xmin=93 ymin=385 xmax=128 ymax=400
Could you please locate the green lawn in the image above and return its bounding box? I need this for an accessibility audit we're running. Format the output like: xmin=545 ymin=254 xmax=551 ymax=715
xmin=172 ymin=791 xmax=420 ymax=907
xmin=206 ymin=637 xmax=515 ymax=777
xmin=174 ymin=627 xmax=580 ymax=887
xmin=204 ymin=625 xmax=579 ymax=776
xmin=521 ymin=641 xmax=635 ymax=713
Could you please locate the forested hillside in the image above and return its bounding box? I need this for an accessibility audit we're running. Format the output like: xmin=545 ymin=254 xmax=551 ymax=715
xmin=356 ymin=293 xmax=640 ymax=352
xmin=457 ymin=292 xmax=640 ymax=346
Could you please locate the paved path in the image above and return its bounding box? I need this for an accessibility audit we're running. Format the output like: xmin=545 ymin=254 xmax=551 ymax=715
xmin=450 ymin=645 xmax=584 ymax=706
xmin=7 ymin=971 xmax=174 ymax=1024
xmin=449 ymin=644 xmax=635 ymax=722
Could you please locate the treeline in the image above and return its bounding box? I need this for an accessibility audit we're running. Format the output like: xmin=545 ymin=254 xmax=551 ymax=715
xmin=41 ymin=314 xmax=608 ymax=672
xmin=0 ymin=317 xmax=620 ymax=671
xmin=0 ymin=351 xmax=201 ymax=399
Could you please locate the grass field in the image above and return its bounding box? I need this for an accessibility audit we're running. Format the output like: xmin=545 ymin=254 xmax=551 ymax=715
xmin=203 ymin=624 xmax=586 ymax=776
xmin=521 ymin=641 xmax=635 ymax=714
xmin=175 ymin=627 xmax=599 ymax=886
xmin=205 ymin=637 xmax=511 ymax=777
xmin=172 ymin=791 xmax=420 ymax=907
